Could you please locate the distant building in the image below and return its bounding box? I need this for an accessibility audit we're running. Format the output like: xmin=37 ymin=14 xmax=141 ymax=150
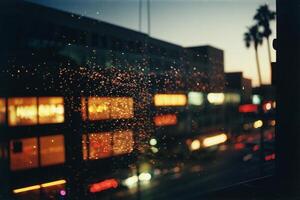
xmin=253 ymin=85 xmax=275 ymax=101
xmin=225 ymin=72 xmax=252 ymax=103
xmin=185 ymin=45 xmax=225 ymax=92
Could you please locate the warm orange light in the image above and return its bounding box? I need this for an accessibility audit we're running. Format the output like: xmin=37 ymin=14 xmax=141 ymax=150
xmin=41 ymin=179 xmax=66 ymax=188
xmin=13 ymin=179 xmax=66 ymax=194
xmin=90 ymin=179 xmax=118 ymax=193
xmin=203 ymin=133 xmax=227 ymax=147
xmin=83 ymin=130 xmax=134 ymax=160
xmin=0 ymin=98 xmax=6 ymax=124
xmin=10 ymin=138 xmax=39 ymax=171
xmin=154 ymin=114 xmax=177 ymax=126
xmin=113 ymin=130 xmax=134 ymax=155
xmin=40 ymin=135 xmax=65 ymax=166
xmin=154 ymin=94 xmax=187 ymax=107
xmin=8 ymin=97 xmax=38 ymax=126
xmin=38 ymin=97 xmax=64 ymax=124
xmin=13 ymin=185 xmax=41 ymax=194
xmin=190 ymin=139 xmax=201 ymax=151
xmin=86 ymin=97 xmax=134 ymax=120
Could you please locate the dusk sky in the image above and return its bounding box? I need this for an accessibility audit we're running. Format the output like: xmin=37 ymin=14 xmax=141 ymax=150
xmin=28 ymin=0 xmax=276 ymax=86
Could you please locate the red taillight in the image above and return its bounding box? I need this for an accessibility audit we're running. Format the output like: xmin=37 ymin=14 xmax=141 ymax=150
xmin=89 ymin=179 xmax=118 ymax=193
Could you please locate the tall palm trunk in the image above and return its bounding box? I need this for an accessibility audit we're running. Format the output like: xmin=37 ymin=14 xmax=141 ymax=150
xmin=255 ymin=46 xmax=263 ymax=85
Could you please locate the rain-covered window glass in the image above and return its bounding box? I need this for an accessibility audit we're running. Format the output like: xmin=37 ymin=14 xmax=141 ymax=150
xmin=83 ymin=130 xmax=134 ymax=160
xmin=10 ymin=138 xmax=38 ymax=170
xmin=40 ymin=135 xmax=65 ymax=166
xmin=0 ymin=98 xmax=5 ymax=124
xmin=83 ymin=97 xmax=134 ymax=120
xmin=38 ymin=97 xmax=64 ymax=124
xmin=8 ymin=98 xmax=38 ymax=126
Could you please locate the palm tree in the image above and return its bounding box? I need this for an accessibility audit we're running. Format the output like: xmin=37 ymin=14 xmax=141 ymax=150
xmin=244 ymin=25 xmax=263 ymax=85
xmin=254 ymin=4 xmax=276 ymax=67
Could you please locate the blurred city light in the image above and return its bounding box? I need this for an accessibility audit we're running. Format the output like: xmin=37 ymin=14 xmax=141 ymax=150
xmin=151 ymin=147 xmax=159 ymax=153
xmin=89 ymin=179 xmax=118 ymax=193
xmin=154 ymin=114 xmax=177 ymax=126
xmin=13 ymin=185 xmax=41 ymax=194
xmin=239 ymin=104 xmax=258 ymax=113
xmin=253 ymin=120 xmax=263 ymax=128
xmin=224 ymin=93 xmax=241 ymax=104
xmin=190 ymin=139 xmax=201 ymax=151
xmin=60 ymin=190 xmax=67 ymax=196
xmin=13 ymin=179 xmax=67 ymax=194
xmin=203 ymin=133 xmax=227 ymax=147
xmin=123 ymin=176 xmax=138 ymax=188
xmin=207 ymin=93 xmax=225 ymax=105
xmin=149 ymin=138 xmax=157 ymax=146
xmin=139 ymin=172 xmax=152 ymax=181
xmin=41 ymin=179 xmax=66 ymax=188
xmin=252 ymin=94 xmax=261 ymax=105
xmin=188 ymin=92 xmax=204 ymax=106
xmin=154 ymin=94 xmax=187 ymax=106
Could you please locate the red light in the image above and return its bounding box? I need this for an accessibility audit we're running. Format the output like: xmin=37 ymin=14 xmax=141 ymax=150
xmin=253 ymin=145 xmax=259 ymax=152
xmin=239 ymin=104 xmax=258 ymax=113
xmin=154 ymin=114 xmax=177 ymax=126
xmin=89 ymin=179 xmax=118 ymax=193
xmin=265 ymin=153 xmax=275 ymax=161
xmin=234 ymin=143 xmax=245 ymax=150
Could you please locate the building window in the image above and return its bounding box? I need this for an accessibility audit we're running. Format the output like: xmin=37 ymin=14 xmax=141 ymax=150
xmin=38 ymin=97 xmax=64 ymax=124
xmin=8 ymin=97 xmax=38 ymax=126
xmin=82 ymin=130 xmax=134 ymax=160
xmin=89 ymin=132 xmax=112 ymax=159
xmin=10 ymin=135 xmax=65 ymax=171
xmin=7 ymin=97 xmax=64 ymax=126
xmin=112 ymin=130 xmax=134 ymax=155
xmin=88 ymin=97 xmax=111 ymax=120
xmin=40 ymin=135 xmax=65 ymax=166
xmin=0 ymin=98 xmax=5 ymax=124
xmin=110 ymin=97 xmax=134 ymax=119
xmin=154 ymin=94 xmax=187 ymax=107
xmin=82 ymin=97 xmax=134 ymax=121
xmin=10 ymin=138 xmax=38 ymax=170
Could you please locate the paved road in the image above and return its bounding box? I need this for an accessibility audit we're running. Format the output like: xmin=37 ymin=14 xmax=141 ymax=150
xmin=94 ymin=128 xmax=275 ymax=200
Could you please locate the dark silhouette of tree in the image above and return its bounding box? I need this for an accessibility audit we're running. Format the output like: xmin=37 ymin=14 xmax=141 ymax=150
xmin=244 ymin=25 xmax=263 ymax=85
xmin=254 ymin=4 xmax=276 ymax=68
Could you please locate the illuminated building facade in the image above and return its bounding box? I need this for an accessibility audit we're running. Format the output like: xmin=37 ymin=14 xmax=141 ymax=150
xmin=0 ymin=1 xmax=243 ymax=199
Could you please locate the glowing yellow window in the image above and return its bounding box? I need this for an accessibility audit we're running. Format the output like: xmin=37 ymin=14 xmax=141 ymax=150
xmin=89 ymin=133 xmax=112 ymax=159
xmin=88 ymin=97 xmax=110 ymax=120
xmin=10 ymin=138 xmax=38 ymax=170
xmin=110 ymin=97 xmax=134 ymax=119
xmin=113 ymin=130 xmax=134 ymax=155
xmin=154 ymin=94 xmax=187 ymax=107
xmin=0 ymin=98 xmax=5 ymax=124
xmin=8 ymin=97 xmax=37 ymax=126
xmin=38 ymin=97 xmax=64 ymax=124
xmin=40 ymin=135 xmax=65 ymax=166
